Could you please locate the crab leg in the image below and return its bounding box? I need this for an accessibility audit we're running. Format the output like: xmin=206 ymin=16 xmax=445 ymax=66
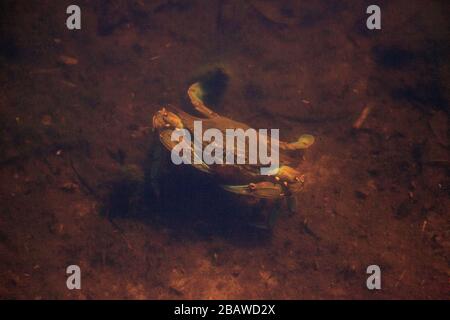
xmin=280 ymin=134 xmax=315 ymax=150
xmin=267 ymin=199 xmax=283 ymax=229
xmin=187 ymin=82 xmax=219 ymax=118
xmin=149 ymin=141 xmax=164 ymax=198
xmin=222 ymin=181 xmax=283 ymax=199
xmin=286 ymin=195 xmax=298 ymax=213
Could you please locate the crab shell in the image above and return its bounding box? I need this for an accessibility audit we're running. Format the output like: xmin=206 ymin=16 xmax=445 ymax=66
xmin=151 ymin=83 xmax=313 ymax=202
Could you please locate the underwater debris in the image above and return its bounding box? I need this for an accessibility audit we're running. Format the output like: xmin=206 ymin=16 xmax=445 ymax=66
xmin=41 ymin=115 xmax=52 ymax=126
xmin=58 ymin=55 xmax=78 ymax=65
xmin=353 ymin=106 xmax=371 ymax=129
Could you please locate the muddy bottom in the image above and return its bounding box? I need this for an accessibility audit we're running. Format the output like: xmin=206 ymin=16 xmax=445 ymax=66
xmin=0 ymin=0 xmax=448 ymax=299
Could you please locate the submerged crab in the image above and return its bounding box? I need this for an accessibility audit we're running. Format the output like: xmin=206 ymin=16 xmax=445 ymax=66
xmin=151 ymin=82 xmax=314 ymax=228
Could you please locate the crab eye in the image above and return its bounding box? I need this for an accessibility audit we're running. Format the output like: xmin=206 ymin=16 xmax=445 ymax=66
xmin=249 ymin=183 xmax=256 ymax=190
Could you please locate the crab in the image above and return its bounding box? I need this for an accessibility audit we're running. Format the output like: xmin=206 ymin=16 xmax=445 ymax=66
xmin=150 ymin=82 xmax=314 ymax=228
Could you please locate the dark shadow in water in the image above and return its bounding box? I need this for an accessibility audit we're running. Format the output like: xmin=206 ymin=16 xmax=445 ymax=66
xmin=371 ymin=44 xmax=449 ymax=112
xmin=391 ymin=81 xmax=448 ymax=113
xmin=0 ymin=38 xmax=20 ymax=62
xmin=372 ymin=45 xmax=416 ymax=70
xmin=102 ymin=147 xmax=272 ymax=248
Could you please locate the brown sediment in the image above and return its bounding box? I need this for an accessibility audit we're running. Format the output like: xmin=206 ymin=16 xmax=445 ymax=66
xmin=0 ymin=0 xmax=448 ymax=299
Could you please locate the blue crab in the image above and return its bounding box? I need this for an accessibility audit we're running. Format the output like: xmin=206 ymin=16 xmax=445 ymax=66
xmin=151 ymin=82 xmax=314 ymax=228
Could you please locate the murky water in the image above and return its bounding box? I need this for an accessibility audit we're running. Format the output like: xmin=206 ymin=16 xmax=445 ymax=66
xmin=0 ymin=0 xmax=448 ymax=299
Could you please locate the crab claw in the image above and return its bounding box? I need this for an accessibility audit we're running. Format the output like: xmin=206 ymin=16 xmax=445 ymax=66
xmin=222 ymin=181 xmax=283 ymax=199
xmin=152 ymin=107 xmax=184 ymax=131
xmin=275 ymin=166 xmax=305 ymax=184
